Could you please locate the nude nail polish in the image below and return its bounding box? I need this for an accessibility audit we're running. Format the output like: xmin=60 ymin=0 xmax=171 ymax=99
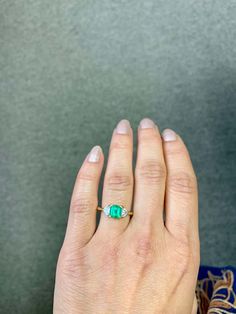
xmin=88 ymin=146 xmax=102 ymax=162
xmin=116 ymin=119 xmax=131 ymax=134
xmin=162 ymin=129 xmax=177 ymax=142
xmin=139 ymin=118 xmax=155 ymax=129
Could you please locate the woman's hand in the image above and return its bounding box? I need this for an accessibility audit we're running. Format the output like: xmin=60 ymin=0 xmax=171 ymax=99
xmin=53 ymin=118 xmax=200 ymax=314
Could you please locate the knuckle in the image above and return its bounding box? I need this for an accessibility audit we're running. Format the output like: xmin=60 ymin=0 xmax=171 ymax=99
xmin=77 ymin=171 xmax=97 ymax=183
xmin=110 ymin=140 xmax=130 ymax=151
xmin=139 ymin=130 xmax=158 ymax=141
xmin=105 ymin=172 xmax=133 ymax=192
xmin=93 ymin=241 xmax=121 ymax=272
xmin=102 ymin=245 xmax=119 ymax=265
xmin=171 ymin=220 xmax=191 ymax=240
xmin=136 ymin=161 xmax=166 ymax=184
xmin=168 ymin=172 xmax=197 ymax=195
xmin=70 ymin=196 xmax=92 ymax=215
xmin=165 ymin=143 xmax=186 ymax=156
xmin=131 ymin=233 xmax=156 ymax=266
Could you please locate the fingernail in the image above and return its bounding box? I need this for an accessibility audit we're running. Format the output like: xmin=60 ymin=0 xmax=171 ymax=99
xmin=162 ymin=129 xmax=177 ymax=142
xmin=139 ymin=118 xmax=155 ymax=129
xmin=88 ymin=145 xmax=102 ymax=162
xmin=116 ymin=119 xmax=131 ymax=134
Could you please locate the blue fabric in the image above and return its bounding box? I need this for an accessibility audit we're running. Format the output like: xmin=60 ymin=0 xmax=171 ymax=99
xmin=197 ymin=265 xmax=236 ymax=313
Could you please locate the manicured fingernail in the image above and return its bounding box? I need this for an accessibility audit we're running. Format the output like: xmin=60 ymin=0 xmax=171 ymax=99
xmin=139 ymin=118 xmax=155 ymax=129
xmin=88 ymin=145 xmax=102 ymax=162
xmin=116 ymin=119 xmax=131 ymax=134
xmin=162 ymin=129 xmax=177 ymax=142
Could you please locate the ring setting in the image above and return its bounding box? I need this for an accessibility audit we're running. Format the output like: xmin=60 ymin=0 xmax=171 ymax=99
xmin=97 ymin=204 xmax=133 ymax=219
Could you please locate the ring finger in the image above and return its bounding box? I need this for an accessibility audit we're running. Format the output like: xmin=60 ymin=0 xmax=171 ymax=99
xmin=95 ymin=119 xmax=134 ymax=237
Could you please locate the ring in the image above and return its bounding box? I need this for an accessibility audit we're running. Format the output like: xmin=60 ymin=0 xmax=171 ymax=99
xmin=97 ymin=204 xmax=133 ymax=219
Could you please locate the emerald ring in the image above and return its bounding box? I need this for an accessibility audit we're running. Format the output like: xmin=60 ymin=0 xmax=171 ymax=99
xmin=97 ymin=204 xmax=133 ymax=219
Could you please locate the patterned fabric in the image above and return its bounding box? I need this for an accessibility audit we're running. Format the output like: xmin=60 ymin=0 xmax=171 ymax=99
xmin=196 ymin=265 xmax=236 ymax=313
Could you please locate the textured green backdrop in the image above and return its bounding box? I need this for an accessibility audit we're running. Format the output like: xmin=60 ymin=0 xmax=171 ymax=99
xmin=1 ymin=1 xmax=236 ymax=313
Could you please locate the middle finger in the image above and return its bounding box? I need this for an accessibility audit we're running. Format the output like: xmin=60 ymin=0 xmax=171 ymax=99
xmin=130 ymin=118 xmax=166 ymax=232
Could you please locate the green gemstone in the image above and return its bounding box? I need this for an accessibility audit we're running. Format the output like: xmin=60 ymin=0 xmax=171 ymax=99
xmin=109 ymin=204 xmax=123 ymax=219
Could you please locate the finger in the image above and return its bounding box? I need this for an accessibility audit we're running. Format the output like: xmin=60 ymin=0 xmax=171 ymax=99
xmin=63 ymin=145 xmax=104 ymax=249
xmin=96 ymin=119 xmax=134 ymax=236
xmin=162 ymin=129 xmax=198 ymax=240
xmin=130 ymin=118 xmax=166 ymax=232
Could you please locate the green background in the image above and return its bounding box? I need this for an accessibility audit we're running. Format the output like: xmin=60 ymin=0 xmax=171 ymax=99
xmin=1 ymin=1 xmax=236 ymax=313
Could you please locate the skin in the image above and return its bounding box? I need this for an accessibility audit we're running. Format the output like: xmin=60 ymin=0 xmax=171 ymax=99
xmin=53 ymin=118 xmax=200 ymax=314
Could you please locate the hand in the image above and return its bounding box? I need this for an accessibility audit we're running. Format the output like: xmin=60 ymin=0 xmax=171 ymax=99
xmin=53 ymin=118 xmax=200 ymax=314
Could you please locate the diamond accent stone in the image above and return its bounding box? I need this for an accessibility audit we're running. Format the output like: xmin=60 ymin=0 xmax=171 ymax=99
xmin=121 ymin=208 xmax=128 ymax=217
xmin=103 ymin=205 xmax=110 ymax=216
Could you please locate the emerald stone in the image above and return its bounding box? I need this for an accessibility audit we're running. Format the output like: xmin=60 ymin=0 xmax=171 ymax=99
xmin=109 ymin=204 xmax=123 ymax=219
